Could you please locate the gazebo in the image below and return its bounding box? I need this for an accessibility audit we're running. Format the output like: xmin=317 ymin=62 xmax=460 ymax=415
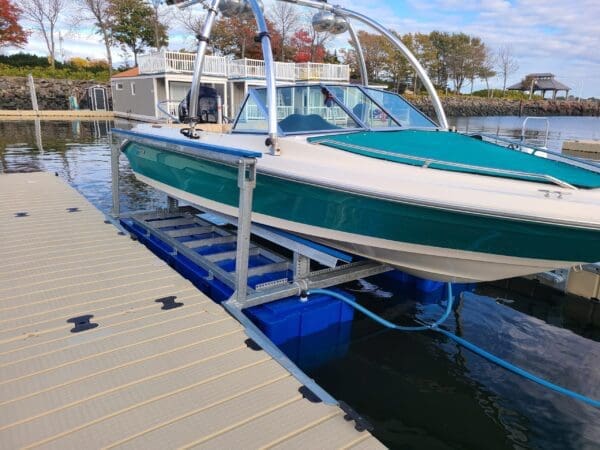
xmin=508 ymin=73 xmax=570 ymax=100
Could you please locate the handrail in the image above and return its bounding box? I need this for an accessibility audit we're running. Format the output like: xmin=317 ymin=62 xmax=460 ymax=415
xmin=313 ymin=138 xmax=578 ymax=190
xmin=473 ymin=132 xmax=600 ymax=174
xmin=156 ymin=100 xmax=180 ymax=122
xmin=521 ymin=116 xmax=550 ymax=149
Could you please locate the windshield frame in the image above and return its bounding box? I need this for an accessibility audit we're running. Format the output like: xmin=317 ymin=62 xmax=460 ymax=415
xmin=231 ymin=83 xmax=437 ymax=136
xmin=359 ymin=85 xmax=438 ymax=128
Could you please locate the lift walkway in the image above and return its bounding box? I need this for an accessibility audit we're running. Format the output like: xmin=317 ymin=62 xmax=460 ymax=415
xmin=0 ymin=172 xmax=384 ymax=449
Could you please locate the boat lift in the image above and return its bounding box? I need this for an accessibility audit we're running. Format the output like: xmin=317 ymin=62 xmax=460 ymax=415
xmin=110 ymin=129 xmax=391 ymax=312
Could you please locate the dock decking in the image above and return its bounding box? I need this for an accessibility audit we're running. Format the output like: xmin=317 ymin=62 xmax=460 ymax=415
xmin=0 ymin=172 xmax=383 ymax=449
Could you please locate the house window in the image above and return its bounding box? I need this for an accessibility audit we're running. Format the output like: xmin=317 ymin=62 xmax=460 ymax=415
xmin=115 ymin=82 xmax=123 ymax=91
xmin=131 ymin=82 xmax=136 ymax=95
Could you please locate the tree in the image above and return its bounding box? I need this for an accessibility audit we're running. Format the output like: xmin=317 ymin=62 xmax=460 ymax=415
xmin=403 ymin=32 xmax=436 ymax=93
xmin=478 ymin=48 xmax=496 ymax=97
xmin=175 ymin=7 xmax=203 ymax=40
xmin=148 ymin=0 xmax=164 ymax=50
xmin=497 ymin=44 xmax=519 ymax=92
xmin=0 ymin=0 xmax=29 ymax=48
xmin=290 ymin=29 xmax=314 ymax=63
xmin=352 ymin=31 xmax=389 ymax=80
xmin=80 ymin=0 xmax=114 ymax=76
xmin=211 ymin=15 xmax=282 ymax=60
xmin=269 ymin=1 xmax=300 ymax=61
xmin=428 ymin=31 xmax=452 ymax=91
xmin=21 ymin=0 xmax=66 ymax=69
xmin=108 ymin=0 xmax=168 ymax=66
xmin=304 ymin=14 xmax=331 ymax=63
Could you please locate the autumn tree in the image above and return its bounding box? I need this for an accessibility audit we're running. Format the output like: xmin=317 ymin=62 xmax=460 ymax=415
xmin=353 ymin=31 xmax=390 ymax=81
xmin=211 ymin=15 xmax=281 ymax=60
xmin=80 ymin=0 xmax=114 ymax=76
xmin=21 ymin=0 xmax=66 ymax=69
xmin=0 ymin=0 xmax=29 ymax=48
xmin=290 ymin=29 xmax=318 ymax=62
xmin=108 ymin=0 xmax=168 ymax=65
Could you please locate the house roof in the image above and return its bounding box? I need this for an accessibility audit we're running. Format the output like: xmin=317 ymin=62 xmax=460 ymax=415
xmin=112 ymin=67 xmax=140 ymax=78
xmin=525 ymin=73 xmax=555 ymax=78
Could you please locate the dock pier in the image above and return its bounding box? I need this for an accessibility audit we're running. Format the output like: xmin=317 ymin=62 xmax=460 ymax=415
xmin=0 ymin=172 xmax=383 ymax=449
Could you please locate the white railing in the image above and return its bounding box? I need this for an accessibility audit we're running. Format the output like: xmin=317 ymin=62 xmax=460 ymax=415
xmin=295 ymin=62 xmax=350 ymax=82
xmin=137 ymin=51 xmax=349 ymax=82
xmin=228 ymin=58 xmax=296 ymax=81
xmin=139 ymin=51 xmax=228 ymax=76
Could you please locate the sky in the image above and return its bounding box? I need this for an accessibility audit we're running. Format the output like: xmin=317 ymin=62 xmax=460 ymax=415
xmin=9 ymin=0 xmax=600 ymax=98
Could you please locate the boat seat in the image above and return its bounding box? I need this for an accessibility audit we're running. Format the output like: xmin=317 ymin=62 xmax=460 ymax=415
xmin=279 ymin=114 xmax=340 ymax=133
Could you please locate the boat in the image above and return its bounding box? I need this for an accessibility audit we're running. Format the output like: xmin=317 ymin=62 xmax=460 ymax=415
xmin=116 ymin=0 xmax=600 ymax=283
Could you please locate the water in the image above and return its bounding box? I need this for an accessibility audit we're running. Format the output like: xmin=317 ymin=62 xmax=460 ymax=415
xmin=449 ymin=116 xmax=600 ymax=153
xmin=1 ymin=117 xmax=599 ymax=450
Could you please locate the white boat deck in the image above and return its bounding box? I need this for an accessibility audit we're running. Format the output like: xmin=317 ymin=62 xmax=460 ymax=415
xmin=0 ymin=172 xmax=383 ymax=449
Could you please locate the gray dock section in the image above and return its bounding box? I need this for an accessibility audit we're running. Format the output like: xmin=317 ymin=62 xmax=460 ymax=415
xmin=0 ymin=172 xmax=383 ymax=449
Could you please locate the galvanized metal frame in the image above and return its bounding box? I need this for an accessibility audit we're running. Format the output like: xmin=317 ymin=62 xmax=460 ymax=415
xmin=110 ymin=130 xmax=261 ymax=305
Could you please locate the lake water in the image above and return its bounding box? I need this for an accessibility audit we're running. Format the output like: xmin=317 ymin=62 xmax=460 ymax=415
xmin=1 ymin=117 xmax=599 ymax=450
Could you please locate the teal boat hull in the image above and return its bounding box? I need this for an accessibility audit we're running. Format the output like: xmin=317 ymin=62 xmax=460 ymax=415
xmin=123 ymin=142 xmax=600 ymax=281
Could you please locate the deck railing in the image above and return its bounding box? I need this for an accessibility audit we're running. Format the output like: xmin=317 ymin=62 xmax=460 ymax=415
xmin=137 ymin=51 xmax=349 ymax=82
xmin=295 ymin=62 xmax=349 ymax=82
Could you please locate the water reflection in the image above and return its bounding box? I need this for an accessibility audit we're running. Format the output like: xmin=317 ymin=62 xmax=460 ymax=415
xmin=0 ymin=119 xmax=165 ymax=213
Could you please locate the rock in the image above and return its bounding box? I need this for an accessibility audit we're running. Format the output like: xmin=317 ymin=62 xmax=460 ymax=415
xmin=0 ymin=76 xmax=111 ymax=110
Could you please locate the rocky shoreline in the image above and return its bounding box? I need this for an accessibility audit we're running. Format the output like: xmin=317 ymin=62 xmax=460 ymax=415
xmin=409 ymin=95 xmax=600 ymax=118
xmin=0 ymin=76 xmax=599 ymax=117
xmin=0 ymin=76 xmax=111 ymax=111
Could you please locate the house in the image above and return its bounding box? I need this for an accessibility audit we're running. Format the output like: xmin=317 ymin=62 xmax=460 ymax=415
xmin=110 ymin=49 xmax=351 ymax=122
xmin=507 ymin=73 xmax=571 ymax=100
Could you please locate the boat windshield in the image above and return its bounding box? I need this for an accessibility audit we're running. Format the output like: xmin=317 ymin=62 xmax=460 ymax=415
xmin=232 ymin=84 xmax=436 ymax=135
xmin=361 ymin=87 xmax=437 ymax=128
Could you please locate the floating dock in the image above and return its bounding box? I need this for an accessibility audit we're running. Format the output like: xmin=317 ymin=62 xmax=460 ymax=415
xmin=562 ymin=139 xmax=600 ymax=159
xmin=0 ymin=110 xmax=115 ymax=120
xmin=0 ymin=172 xmax=383 ymax=449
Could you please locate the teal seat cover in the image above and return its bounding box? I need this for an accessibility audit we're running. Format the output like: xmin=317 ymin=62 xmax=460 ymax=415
xmin=308 ymin=130 xmax=600 ymax=189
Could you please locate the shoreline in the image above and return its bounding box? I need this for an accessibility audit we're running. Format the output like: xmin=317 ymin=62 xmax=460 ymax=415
xmin=409 ymin=96 xmax=600 ymax=118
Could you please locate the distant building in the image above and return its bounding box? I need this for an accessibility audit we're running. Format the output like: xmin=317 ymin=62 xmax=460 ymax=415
xmin=507 ymin=73 xmax=570 ymax=100
xmin=110 ymin=49 xmax=351 ymax=122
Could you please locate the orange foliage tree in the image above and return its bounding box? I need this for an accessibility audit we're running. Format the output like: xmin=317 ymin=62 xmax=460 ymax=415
xmin=0 ymin=0 xmax=28 ymax=48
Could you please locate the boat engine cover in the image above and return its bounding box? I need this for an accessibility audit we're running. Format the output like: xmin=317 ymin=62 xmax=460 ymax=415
xmin=178 ymin=86 xmax=220 ymax=124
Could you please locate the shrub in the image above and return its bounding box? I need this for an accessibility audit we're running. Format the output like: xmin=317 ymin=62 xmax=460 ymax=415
xmin=0 ymin=63 xmax=109 ymax=82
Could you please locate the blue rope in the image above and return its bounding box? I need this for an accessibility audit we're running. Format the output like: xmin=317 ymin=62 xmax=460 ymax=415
xmin=308 ymin=286 xmax=600 ymax=409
